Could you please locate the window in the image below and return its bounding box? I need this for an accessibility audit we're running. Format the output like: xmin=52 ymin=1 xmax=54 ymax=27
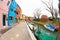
xmin=9 ymin=16 xmax=13 ymax=20
xmin=0 ymin=0 xmax=3 ymax=1
xmin=3 ymin=15 xmax=6 ymax=26
xmin=17 ymin=4 xmax=20 ymax=9
xmin=12 ymin=0 xmax=13 ymax=1
xmin=14 ymin=11 xmax=18 ymax=14
xmin=10 ymin=8 xmax=13 ymax=12
xmin=7 ymin=1 xmax=10 ymax=6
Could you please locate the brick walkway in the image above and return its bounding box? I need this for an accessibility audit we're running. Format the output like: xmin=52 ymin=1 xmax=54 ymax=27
xmin=0 ymin=21 xmax=32 ymax=40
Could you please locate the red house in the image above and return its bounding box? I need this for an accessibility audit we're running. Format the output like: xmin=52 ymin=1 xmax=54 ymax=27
xmin=41 ymin=15 xmax=48 ymax=19
xmin=40 ymin=15 xmax=48 ymax=22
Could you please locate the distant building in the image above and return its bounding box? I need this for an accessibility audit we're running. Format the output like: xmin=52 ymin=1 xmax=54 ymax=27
xmin=0 ymin=0 xmax=11 ymax=29
xmin=40 ymin=15 xmax=48 ymax=22
xmin=25 ymin=16 xmax=29 ymax=21
xmin=41 ymin=15 xmax=48 ymax=20
xmin=28 ymin=17 xmax=34 ymax=21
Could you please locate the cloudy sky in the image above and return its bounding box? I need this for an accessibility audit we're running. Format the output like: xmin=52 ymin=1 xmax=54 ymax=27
xmin=15 ymin=0 xmax=59 ymax=17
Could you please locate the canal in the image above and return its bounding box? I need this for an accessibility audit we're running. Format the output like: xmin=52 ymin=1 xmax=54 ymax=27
xmin=26 ymin=21 xmax=60 ymax=40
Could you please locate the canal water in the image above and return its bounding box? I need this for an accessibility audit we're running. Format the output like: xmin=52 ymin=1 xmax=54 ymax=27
xmin=27 ymin=21 xmax=60 ymax=40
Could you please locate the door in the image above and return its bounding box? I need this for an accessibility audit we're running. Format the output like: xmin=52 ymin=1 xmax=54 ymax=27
xmin=3 ymin=15 xmax=6 ymax=26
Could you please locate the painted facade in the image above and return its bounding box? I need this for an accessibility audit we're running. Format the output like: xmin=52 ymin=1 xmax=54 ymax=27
xmin=0 ymin=0 xmax=11 ymax=29
xmin=8 ymin=0 xmax=22 ymax=26
xmin=8 ymin=0 xmax=17 ymax=26
xmin=15 ymin=5 xmax=22 ymax=23
xmin=28 ymin=17 xmax=33 ymax=21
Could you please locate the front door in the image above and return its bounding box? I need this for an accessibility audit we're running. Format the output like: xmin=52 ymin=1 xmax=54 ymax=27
xmin=3 ymin=15 xmax=6 ymax=26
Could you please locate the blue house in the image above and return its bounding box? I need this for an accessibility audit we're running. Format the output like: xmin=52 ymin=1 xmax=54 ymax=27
xmin=8 ymin=0 xmax=18 ymax=26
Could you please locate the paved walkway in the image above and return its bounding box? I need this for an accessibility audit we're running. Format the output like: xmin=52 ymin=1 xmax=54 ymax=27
xmin=0 ymin=21 xmax=32 ymax=40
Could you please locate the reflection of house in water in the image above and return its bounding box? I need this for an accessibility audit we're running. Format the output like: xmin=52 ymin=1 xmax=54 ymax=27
xmin=8 ymin=0 xmax=22 ymax=26
xmin=0 ymin=0 xmax=11 ymax=29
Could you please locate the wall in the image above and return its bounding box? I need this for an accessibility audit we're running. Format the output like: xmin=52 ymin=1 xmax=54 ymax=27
xmin=8 ymin=0 xmax=17 ymax=26
xmin=16 ymin=6 xmax=22 ymax=22
xmin=0 ymin=0 xmax=11 ymax=29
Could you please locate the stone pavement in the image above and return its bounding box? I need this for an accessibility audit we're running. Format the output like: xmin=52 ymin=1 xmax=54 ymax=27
xmin=0 ymin=21 xmax=32 ymax=40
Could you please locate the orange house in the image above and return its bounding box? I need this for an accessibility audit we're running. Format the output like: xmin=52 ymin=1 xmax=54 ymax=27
xmin=15 ymin=5 xmax=22 ymax=23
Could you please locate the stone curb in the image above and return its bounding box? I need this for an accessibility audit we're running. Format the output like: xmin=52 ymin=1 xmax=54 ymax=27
xmin=25 ymin=21 xmax=37 ymax=40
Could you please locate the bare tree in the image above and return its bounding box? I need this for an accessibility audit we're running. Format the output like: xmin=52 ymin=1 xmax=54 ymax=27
xmin=53 ymin=9 xmax=58 ymax=19
xmin=33 ymin=9 xmax=41 ymax=19
xmin=33 ymin=12 xmax=36 ymax=19
xmin=41 ymin=0 xmax=55 ymax=19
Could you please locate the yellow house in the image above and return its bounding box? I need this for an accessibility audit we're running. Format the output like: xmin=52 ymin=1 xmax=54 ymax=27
xmin=25 ymin=16 xmax=29 ymax=21
xmin=19 ymin=9 xmax=22 ymax=20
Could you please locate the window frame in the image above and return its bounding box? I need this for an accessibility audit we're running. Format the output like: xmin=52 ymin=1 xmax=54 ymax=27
xmin=7 ymin=1 xmax=10 ymax=6
xmin=10 ymin=8 xmax=13 ymax=12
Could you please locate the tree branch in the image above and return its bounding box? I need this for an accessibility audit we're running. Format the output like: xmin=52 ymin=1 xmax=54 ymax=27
xmin=41 ymin=0 xmax=51 ymax=10
xmin=46 ymin=9 xmax=50 ymax=12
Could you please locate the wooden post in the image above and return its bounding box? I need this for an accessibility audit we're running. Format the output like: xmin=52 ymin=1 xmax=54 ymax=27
xmin=59 ymin=0 xmax=60 ymax=31
xmin=56 ymin=1 xmax=60 ymax=40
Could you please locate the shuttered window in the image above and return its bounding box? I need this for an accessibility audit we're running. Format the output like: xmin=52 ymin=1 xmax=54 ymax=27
xmin=10 ymin=8 xmax=13 ymax=12
xmin=14 ymin=11 xmax=18 ymax=14
xmin=10 ymin=16 xmax=13 ymax=20
xmin=7 ymin=1 xmax=10 ymax=6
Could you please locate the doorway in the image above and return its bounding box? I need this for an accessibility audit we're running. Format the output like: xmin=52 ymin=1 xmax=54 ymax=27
xmin=3 ymin=15 xmax=6 ymax=26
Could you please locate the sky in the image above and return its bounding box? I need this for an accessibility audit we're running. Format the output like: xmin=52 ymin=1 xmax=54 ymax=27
xmin=15 ymin=0 xmax=59 ymax=17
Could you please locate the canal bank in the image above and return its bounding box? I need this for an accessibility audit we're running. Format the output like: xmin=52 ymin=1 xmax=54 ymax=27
xmin=27 ymin=21 xmax=60 ymax=40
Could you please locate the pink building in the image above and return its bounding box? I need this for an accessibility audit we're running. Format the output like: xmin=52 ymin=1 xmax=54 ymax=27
xmin=0 ymin=0 xmax=11 ymax=29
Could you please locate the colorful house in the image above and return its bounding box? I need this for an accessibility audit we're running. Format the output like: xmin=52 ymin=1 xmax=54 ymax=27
xmin=40 ymin=15 xmax=48 ymax=22
xmin=41 ymin=15 xmax=48 ymax=19
xmin=0 ymin=0 xmax=11 ymax=29
xmin=8 ymin=0 xmax=22 ymax=26
xmin=8 ymin=0 xmax=18 ymax=26
xmin=15 ymin=5 xmax=22 ymax=23
xmin=28 ymin=17 xmax=33 ymax=21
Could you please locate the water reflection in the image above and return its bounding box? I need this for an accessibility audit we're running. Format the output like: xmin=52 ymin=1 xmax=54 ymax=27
xmin=26 ymin=21 xmax=60 ymax=40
